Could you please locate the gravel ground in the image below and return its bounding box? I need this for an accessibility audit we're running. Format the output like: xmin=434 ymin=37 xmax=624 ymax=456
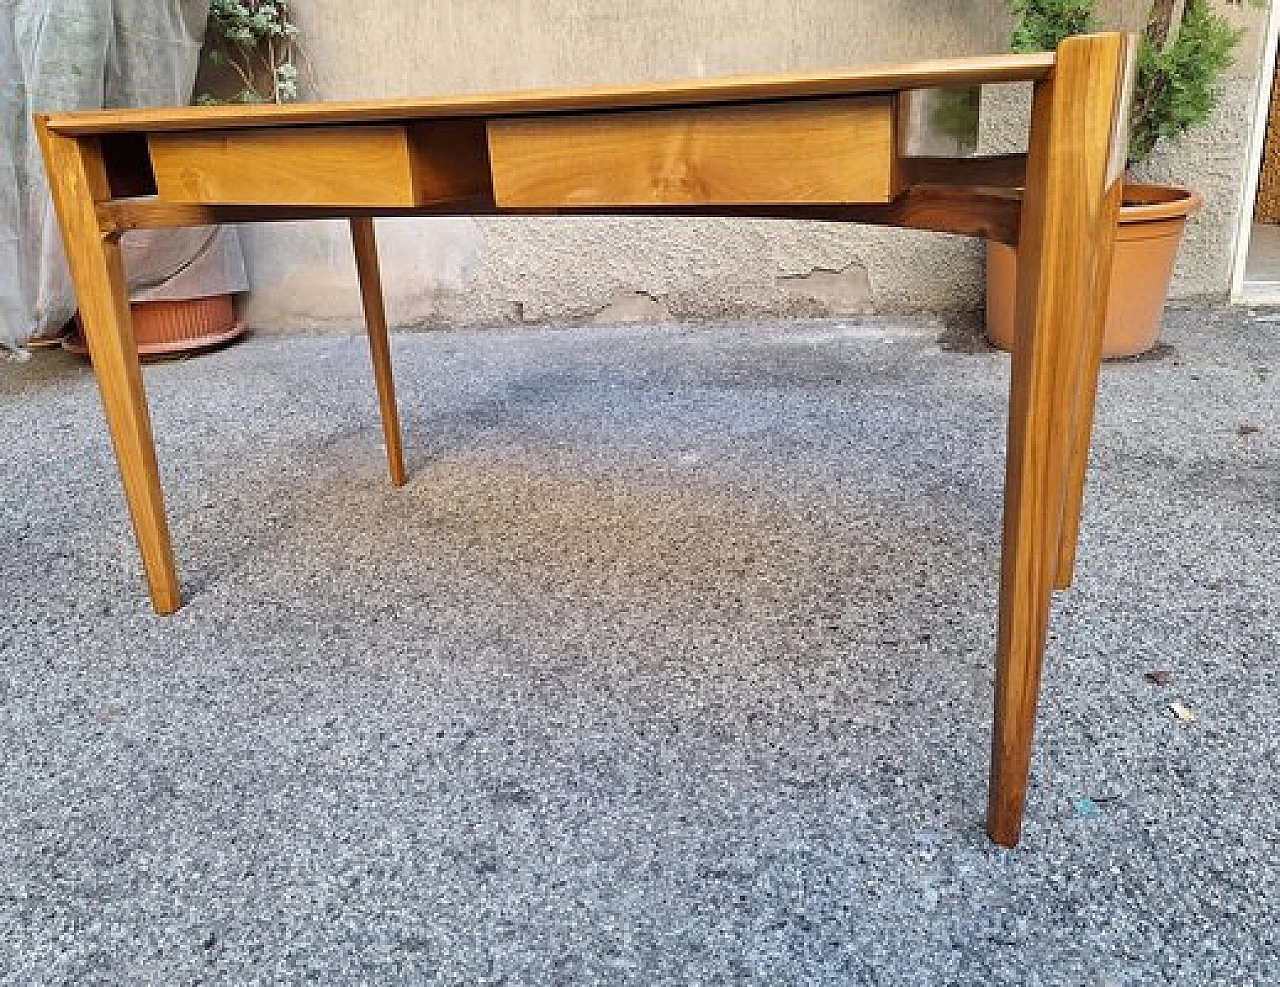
xmin=1 ymin=308 xmax=1277 ymax=985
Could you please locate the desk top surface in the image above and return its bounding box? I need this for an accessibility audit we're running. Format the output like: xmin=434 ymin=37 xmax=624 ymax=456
xmin=42 ymin=51 xmax=1054 ymax=136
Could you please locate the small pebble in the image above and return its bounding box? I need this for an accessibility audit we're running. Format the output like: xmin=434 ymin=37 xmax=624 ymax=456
xmin=1169 ymin=702 xmax=1198 ymax=724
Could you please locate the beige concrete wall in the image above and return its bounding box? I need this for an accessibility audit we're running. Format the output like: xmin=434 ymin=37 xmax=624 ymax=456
xmin=238 ymin=0 xmax=1271 ymax=332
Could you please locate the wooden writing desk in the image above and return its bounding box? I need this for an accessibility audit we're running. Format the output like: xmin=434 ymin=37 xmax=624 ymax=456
xmin=37 ymin=33 xmax=1135 ymax=846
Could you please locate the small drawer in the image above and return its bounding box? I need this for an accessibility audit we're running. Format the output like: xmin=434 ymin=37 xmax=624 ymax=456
xmin=148 ymin=121 xmax=490 ymax=207
xmin=487 ymin=95 xmax=901 ymax=209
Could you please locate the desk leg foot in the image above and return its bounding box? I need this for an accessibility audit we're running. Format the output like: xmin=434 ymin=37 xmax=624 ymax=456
xmin=350 ymin=217 xmax=406 ymax=487
xmin=986 ymin=33 xmax=1131 ymax=847
xmin=38 ymin=128 xmax=181 ymax=615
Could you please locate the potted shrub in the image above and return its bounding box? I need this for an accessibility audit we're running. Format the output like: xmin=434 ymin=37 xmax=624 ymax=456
xmin=986 ymin=0 xmax=1242 ymax=357
xmin=66 ymin=0 xmax=301 ymax=360
xmin=197 ymin=0 xmax=302 ymax=107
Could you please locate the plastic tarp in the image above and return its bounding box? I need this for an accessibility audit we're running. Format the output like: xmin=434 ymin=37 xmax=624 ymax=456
xmin=2 ymin=0 xmax=247 ymax=353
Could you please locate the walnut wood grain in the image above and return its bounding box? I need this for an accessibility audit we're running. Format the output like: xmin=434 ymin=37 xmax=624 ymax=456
xmin=44 ymin=52 xmax=1056 ymax=136
xmin=35 ymin=118 xmax=181 ymax=613
xmin=489 ymin=97 xmax=899 ymax=208
xmin=148 ymin=121 xmax=491 ymax=207
xmin=987 ymin=32 xmax=1133 ymax=848
xmin=98 ymin=186 xmax=1023 ymax=244
xmin=900 ymin=153 xmax=1027 ymax=189
xmin=1055 ymin=45 xmax=1138 ymax=589
xmin=349 ymin=217 xmax=407 ymax=486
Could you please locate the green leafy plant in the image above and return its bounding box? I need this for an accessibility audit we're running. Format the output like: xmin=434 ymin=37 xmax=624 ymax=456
xmin=929 ymin=87 xmax=982 ymax=150
xmin=1007 ymin=0 xmax=1243 ymax=167
xmin=1009 ymin=0 xmax=1097 ymax=52
xmin=199 ymin=0 xmax=301 ymax=105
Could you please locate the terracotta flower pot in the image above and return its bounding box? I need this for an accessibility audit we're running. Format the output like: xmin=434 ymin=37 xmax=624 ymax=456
xmin=65 ymin=293 xmax=245 ymax=360
xmin=985 ymin=184 xmax=1202 ymax=359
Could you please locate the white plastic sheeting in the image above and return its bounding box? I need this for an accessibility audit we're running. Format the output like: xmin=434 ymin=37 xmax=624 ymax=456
xmin=1 ymin=0 xmax=247 ymax=352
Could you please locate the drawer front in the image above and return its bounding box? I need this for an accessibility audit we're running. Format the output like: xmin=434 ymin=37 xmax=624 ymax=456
xmin=148 ymin=122 xmax=490 ymax=207
xmin=149 ymin=125 xmax=418 ymax=206
xmin=488 ymin=96 xmax=900 ymax=209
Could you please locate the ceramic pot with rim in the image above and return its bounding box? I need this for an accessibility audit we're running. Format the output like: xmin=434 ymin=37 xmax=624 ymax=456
xmin=985 ymin=183 xmax=1202 ymax=359
xmin=65 ymin=293 xmax=245 ymax=360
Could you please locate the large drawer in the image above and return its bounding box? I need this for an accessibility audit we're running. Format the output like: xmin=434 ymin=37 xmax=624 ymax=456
xmin=487 ymin=95 xmax=901 ymax=209
xmin=147 ymin=121 xmax=490 ymax=207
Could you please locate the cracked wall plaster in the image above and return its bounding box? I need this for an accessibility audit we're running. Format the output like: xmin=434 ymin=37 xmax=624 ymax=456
xmin=237 ymin=0 xmax=1266 ymax=332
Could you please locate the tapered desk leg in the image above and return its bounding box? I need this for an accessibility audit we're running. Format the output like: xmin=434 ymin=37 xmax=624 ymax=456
xmin=1052 ymin=262 xmax=1115 ymax=590
xmin=987 ymin=33 xmax=1131 ymax=847
xmin=37 ymin=126 xmax=181 ymax=614
xmin=1054 ymin=223 xmax=1127 ymax=589
xmin=349 ymin=217 xmax=406 ymax=486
